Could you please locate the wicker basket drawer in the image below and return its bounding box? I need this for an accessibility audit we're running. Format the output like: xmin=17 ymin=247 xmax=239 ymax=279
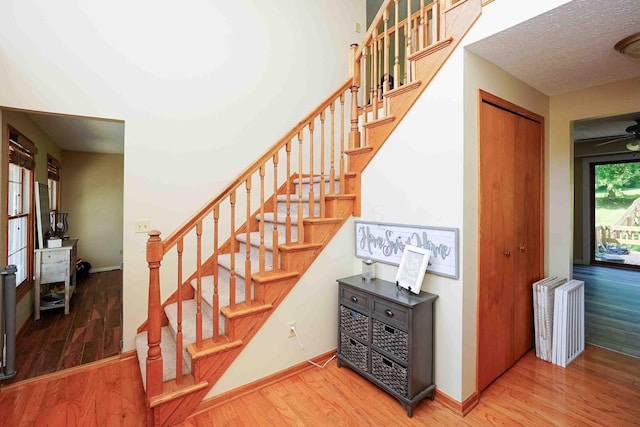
xmin=340 ymin=305 xmax=369 ymax=342
xmin=372 ymin=350 xmax=408 ymax=397
xmin=372 ymin=319 xmax=408 ymax=362
xmin=340 ymin=332 xmax=369 ymax=372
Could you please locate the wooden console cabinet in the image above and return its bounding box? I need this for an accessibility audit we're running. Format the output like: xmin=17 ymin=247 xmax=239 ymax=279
xmin=336 ymin=275 xmax=438 ymax=417
xmin=34 ymin=238 xmax=78 ymax=320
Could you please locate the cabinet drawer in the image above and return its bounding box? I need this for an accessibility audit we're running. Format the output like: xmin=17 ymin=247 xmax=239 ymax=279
xmin=373 ymin=299 xmax=409 ymax=327
xmin=341 ymin=286 xmax=369 ymax=311
xmin=372 ymin=350 xmax=408 ymax=397
xmin=41 ymin=250 xmax=68 ymax=264
xmin=372 ymin=319 xmax=408 ymax=362
xmin=340 ymin=332 xmax=369 ymax=373
xmin=340 ymin=305 xmax=369 ymax=342
xmin=41 ymin=263 xmax=68 ymax=283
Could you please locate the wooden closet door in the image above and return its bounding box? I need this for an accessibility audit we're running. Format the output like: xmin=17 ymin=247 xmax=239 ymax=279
xmin=513 ymin=114 xmax=543 ymax=359
xmin=478 ymin=101 xmax=516 ymax=392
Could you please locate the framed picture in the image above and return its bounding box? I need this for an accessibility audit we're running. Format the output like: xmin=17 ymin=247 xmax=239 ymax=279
xmin=395 ymin=245 xmax=431 ymax=295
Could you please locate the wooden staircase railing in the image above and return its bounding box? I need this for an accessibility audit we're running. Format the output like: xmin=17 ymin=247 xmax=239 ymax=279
xmin=142 ymin=79 xmax=354 ymax=399
xmin=139 ymin=0 xmax=481 ymax=424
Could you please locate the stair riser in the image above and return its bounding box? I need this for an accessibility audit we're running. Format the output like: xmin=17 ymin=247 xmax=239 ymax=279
xmin=276 ymin=201 xmax=320 ymax=218
xmin=293 ymin=180 xmax=339 ymax=195
xmin=234 ymin=243 xmax=276 ymax=269
xmin=258 ymin=221 xmax=299 ymax=242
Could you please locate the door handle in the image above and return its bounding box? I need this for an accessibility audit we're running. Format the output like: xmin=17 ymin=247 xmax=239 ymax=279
xmin=520 ymin=244 xmax=526 ymax=252
xmin=504 ymin=251 xmax=511 ymax=257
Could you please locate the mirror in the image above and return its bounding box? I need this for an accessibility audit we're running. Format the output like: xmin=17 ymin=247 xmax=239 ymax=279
xmin=34 ymin=182 xmax=51 ymax=249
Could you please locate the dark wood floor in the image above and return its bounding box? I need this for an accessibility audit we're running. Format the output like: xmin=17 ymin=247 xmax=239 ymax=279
xmin=4 ymin=270 xmax=122 ymax=385
xmin=573 ymin=264 xmax=640 ymax=359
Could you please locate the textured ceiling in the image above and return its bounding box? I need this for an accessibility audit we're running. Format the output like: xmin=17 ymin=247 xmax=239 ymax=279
xmin=467 ymin=0 xmax=640 ymax=96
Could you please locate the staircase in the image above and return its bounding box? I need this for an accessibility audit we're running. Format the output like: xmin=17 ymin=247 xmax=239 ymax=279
xmin=135 ymin=0 xmax=481 ymax=425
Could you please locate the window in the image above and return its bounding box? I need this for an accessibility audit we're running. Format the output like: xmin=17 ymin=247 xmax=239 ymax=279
xmin=6 ymin=127 xmax=37 ymax=298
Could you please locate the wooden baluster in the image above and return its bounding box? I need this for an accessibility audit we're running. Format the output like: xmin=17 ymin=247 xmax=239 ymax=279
xmin=308 ymin=121 xmax=315 ymax=220
xmin=369 ymin=40 xmax=376 ymax=110
xmin=339 ymin=93 xmax=345 ymax=193
xmin=146 ymin=230 xmax=163 ymax=397
xmin=320 ymin=110 xmax=326 ymax=217
xmin=259 ymin=165 xmax=266 ymax=273
xmin=394 ymin=0 xmax=400 ymax=88
xmin=213 ymin=206 xmax=219 ymax=341
xmin=297 ymin=130 xmax=304 ymax=242
xmin=329 ymin=101 xmax=336 ymax=195
xmin=349 ymin=43 xmax=361 ymax=150
xmin=229 ymin=191 xmax=236 ymax=307
xmin=362 ymin=44 xmax=368 ymax=110
xmin=272 ymin=152 xmax=279 ymax=265
xmin=245 ymin=177 xmax=252 ymax=302
xmin=372 ymin=36 xmax=379 ymax=119
xmin=285 ymin=141 xmax=292 ymax=245
xmin=383 ymin=7 xmax=390 ymax=103
xmin=420 ymin=0 xmax=426 ymax=50
xmin=176 ymin=238 xmax=183 ymax=384
xmin=406 ymin=0 xmax=413 ymax=83
xmin=195 ymin=221 xmax=203 ymax=348
xmin=433 ymin=0 xmax=440 ymax=44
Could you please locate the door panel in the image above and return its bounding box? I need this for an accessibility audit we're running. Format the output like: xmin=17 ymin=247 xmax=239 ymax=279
xmin=478 ymin=101 xmax=516 ymax=391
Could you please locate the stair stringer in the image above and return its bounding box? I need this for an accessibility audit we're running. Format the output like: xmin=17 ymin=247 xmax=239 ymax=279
xmin=348 ymin=0 xmax=481 ymax=173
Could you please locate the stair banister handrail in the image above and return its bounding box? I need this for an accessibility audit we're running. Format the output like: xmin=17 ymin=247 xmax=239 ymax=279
xmin=354 ymin=0 xmax=394 ymax=59
xmin=160 ymin=79 xmax=352 ymax=254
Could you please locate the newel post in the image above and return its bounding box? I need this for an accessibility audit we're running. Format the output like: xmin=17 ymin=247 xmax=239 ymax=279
xmin=146 ymin=230 xmax=164 ymax=398
xmin=349 ymin=43 xmax=362 ymax=149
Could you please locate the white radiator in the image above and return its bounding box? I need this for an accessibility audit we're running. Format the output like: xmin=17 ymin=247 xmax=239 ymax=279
xmin=552 ymin=280 xmax=585 ymax=368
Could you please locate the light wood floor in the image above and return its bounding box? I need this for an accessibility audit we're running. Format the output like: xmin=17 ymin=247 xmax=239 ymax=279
xmin=573 ymin=264 xmax=640 ymax=358
xmin=1 ymin=344 xmax=638 ymax=426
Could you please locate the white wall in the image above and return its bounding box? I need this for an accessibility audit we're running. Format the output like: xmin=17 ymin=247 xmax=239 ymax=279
xmin=0 ymin=0 xmax=365 ymax=355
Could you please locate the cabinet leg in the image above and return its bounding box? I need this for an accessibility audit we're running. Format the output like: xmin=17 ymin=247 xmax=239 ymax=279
xmin=337 ymin=359 xmax=342 ymax=368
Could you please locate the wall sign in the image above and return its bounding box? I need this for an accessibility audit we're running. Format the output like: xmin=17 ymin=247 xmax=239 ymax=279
xmin=355 ymin=220 xmax=459 ymax=279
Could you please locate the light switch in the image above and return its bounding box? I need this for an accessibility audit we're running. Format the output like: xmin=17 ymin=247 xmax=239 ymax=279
xmin=355 ymin=22 xmax=361 ymax=33
xmin=135 ymin=220 xmax=150 ymax=233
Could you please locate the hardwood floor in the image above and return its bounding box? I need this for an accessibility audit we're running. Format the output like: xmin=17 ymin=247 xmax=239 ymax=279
xmin=3 ymin=270 xmax=122 ymax=385
xmin=3 ymin=344 xmax=635 ymax=425
xmin=573 ymin=264 xmax=640 ymax=358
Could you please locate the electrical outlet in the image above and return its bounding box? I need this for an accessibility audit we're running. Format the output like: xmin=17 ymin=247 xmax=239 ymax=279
xmin=288 ymin=321 xmax=296 ymax=338
xmin=135 ymin=220 xmax=150 ymax=233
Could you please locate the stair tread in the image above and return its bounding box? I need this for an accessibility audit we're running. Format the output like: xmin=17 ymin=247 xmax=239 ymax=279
xmin=190 ymin=274 xmax=250 ymax=308
xmin=217 ymin=253 xmax=276 ymax=277
xmin=187 ymin=336 xmax=243 ymax=359
xmin=277 ymin=194 xmax=320 ymax=203
xmin=135 ymin=326 xmax=191 ymax=390
xmin=221 ymin=301 xmax=273 ymax=319
xmin=165 ymin=299 xmax=215 ymax=345
xmin=257 ymin=212 xmax=300 ymax=226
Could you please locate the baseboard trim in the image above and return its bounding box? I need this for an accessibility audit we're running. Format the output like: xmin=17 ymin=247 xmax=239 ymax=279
xmin=89 ymin=265 xmax=121 ymax=273
xmin=434 ymin=389 xmax=478 ymax=416
xmin=189 ymin=349 xmax=337 ymax=419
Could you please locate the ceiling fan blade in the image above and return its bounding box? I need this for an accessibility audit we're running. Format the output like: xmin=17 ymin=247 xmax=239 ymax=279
xmin=594 ymin=136 xmax=632 ymax=146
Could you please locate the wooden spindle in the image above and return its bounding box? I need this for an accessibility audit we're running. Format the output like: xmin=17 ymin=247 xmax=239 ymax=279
xmin=372 ymin=36 xmax=379 ymax=119
xmin=362 ymin=44 xmax=369 ymax=109
xmin=369 ymin=40 xmax=376 ymax=109
xmin=245 ymin=177 xmax=252 ymax=302
xmin=420 ymin=0 xmax=426 ymax=50
xmin=259 ymin=165 xmax=266 ymax=273
xmin=176 ymin=238 xmax=183 ymax=384
xmin=320 ymin=110 xmax=326 ymax=217
xmin=308 ymin=121 xmax=315 ymax=219
xmin=433 ymin=0 xmax=440 ymax=44
xmin=229 ymin=191 xmax=236 ymax=307
xmin=272 ymin=152 xmax=279 ymax=265
xmin=297 ymin=130 xmax=304 ymax=242
xmin=339 ymin=93 xmax=345 ymax=192
xmin=329 ymin=101 xmax=336 ymax=195
xmin=349 ymin=43 xmax=361 ymax=150
xmin=394 ymin=0 xmax=400 ymax=82
xmin=195 ymin=221 xmax=203 ymax=348
xmin=213 ymin=206 xmax=219 ymax=341
xmin=285 ymin=141 xmax=292 ymax=245
xmin=383 ymin=7 xmax=390 ymax=99
xmin=146 ymin=230 xmax=163 ymax=398
xmin=406 ymin=0 xmax=413 ymax=83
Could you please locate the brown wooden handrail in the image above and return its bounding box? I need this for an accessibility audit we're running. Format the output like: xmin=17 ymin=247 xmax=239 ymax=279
xmin=161 ymin=79 xmax=352 ymax=253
